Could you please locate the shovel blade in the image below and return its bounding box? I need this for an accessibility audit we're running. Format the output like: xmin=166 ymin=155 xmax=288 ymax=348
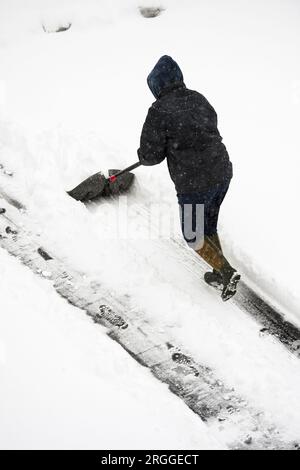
xmin=68 ymin=169 xmax=135 ymax=202
xmin=67 ymin=172 xmax=107 ymax=201
xmin=104 ymin=169 xmax=135 ymax=196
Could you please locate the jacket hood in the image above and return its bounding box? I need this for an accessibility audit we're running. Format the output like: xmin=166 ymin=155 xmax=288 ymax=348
xmin=147 ymin=55 xmax=184 ymax=99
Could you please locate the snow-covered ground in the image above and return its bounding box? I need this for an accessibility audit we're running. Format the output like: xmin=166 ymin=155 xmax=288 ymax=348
xmin=0 ymin=0 xmax=300 ymax=449
xmin=0 ymin=247 xmax=223 ymax=450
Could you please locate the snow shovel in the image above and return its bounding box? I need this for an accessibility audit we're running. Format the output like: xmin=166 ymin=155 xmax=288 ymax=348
xmin=67 ymin=161 xmax=141 ymax=202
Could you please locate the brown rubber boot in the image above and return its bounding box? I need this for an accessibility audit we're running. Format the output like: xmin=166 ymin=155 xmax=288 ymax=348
xmin=209 ymin=233 xmax=223 ymax=253
xmin=204 ymin=270 xmax=223 ymax=290
xmin=196 ymin=236 xmax=240 ymax=301
xmin=209 ymin=234 xmax=241 ymax=300
xmin=196 ymin=236 xmax=226 ymax=272
xmin=205 ymin=233 xmax=224 ymax=285
xmin=220 ymin=267 xmax=241 ymax=301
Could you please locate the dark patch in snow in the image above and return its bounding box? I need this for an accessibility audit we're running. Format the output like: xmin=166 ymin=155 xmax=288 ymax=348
xmin=0 ymin=163 xmax=13 ymax=177
xmin=42 ymin=23 xmax=72 ymax=34
xmin=38 ymin=247 xmax=53 ymax=261
xmin=139 ymin=7 xmax=164 ymax=18
xmin=236 ymin=281 xmax=300 ymax=357
xmin=5 ymin=226 xmax=17 ymax=235
xmin=0 ymin=185 xmax=26 ymax=210
xmin=97 ymin=305 xmax=128 ymax=329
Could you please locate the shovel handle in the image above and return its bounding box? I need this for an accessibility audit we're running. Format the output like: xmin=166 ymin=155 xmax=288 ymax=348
xmin=109 ymin=161 xmax=141 ymax=183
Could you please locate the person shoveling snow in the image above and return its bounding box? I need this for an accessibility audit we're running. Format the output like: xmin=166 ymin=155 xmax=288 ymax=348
xmin=138 ymin=55 xmax=240 ymax=301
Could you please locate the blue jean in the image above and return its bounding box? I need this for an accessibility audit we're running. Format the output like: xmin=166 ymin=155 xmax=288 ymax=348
xmin=177 ymin=180 xmax=231 ymax=247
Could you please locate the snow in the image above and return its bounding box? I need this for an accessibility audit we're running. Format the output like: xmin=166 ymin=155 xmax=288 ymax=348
xmin=0 ymin=247 xmax=222 ymax=450
xmin=0 ymin=0 xmax=300 ymax=449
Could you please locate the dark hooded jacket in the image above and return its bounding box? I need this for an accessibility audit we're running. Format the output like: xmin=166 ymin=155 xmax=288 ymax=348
xmin=138 ymin=55 xmax=233 ymax=194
